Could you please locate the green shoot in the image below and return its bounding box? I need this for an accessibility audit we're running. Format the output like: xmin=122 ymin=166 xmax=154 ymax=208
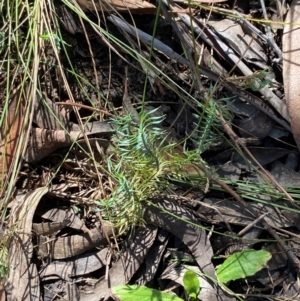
xmin=112 ymin=285 xmax=184 ymax=301
xmin=216 ymin=249 xmax=272 ymax=284
xmin=183 ymin=270 xmax=200 ymax=300
xmin=40 ymin=33 xmax=70 ymax=52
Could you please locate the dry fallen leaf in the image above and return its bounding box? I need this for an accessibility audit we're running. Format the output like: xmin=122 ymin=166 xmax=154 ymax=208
xmin=5 ymin=187 xmax=49 ymax=301
xmin=208 ymin=18 xmax=268 ymax=68
xmin=40 ymin=247 xmax=109 ymax=281
xmin=24 ymin=125 xmax=113 ymax=163
xmin=0 ymin=88 xmax=26 ymax=184
xmin=282 ymin=0 xmax=300 ymax=150
xmin=24 ymin=128 xmax=82 ymax=163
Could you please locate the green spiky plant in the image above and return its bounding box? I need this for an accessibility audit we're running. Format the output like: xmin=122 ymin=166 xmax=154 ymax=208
xmin=97 ymin=108 xmax=211 ymax=231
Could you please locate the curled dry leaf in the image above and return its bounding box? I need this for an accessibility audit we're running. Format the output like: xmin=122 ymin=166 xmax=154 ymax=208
xmin=197 ymin=198 xmax=293 ymax=228
xmin=33 ymin=95 xmax=72 ymax=131
xmin=283 ymin=0 xmax=300 ymax=150
xmin=35 ymin=207 xmax=89 ymax=232
xmin=24 ymin=128 xmax=83 ymax=162
xmin=40 ymin=247 xmax=109 ymax=281
xmin=208 ymin=18 xmax=268 ymax=69
xmin=5 ymin=187 xmax=49 ymax=301
xmin=25 ymin=121 xmax=115 ymax=163
xmin=0 ymin=88 xmax=26 ymax=186
xmin=37 ymin=221 xmax=114 ymax=259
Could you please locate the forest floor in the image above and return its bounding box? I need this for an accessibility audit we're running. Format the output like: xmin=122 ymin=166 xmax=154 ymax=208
xmin=1 ymin=0 xmax=300 ymax=300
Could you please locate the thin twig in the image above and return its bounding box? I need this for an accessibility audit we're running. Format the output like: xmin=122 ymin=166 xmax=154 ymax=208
xmin=55 ymin=102 xmax=114 ymax=116
xmin=259 ymin=0 xmax=282 ymax=63
xmin=237 ymin=212 xmax=268 ymax=236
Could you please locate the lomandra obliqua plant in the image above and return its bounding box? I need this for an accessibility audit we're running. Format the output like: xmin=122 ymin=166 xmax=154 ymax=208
xmin=101 ymin=109 xmax=181 ymax=230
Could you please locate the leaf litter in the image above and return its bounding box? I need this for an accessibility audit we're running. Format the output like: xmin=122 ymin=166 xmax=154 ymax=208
xmin=1 ymin=0 xmax=300 ymax=300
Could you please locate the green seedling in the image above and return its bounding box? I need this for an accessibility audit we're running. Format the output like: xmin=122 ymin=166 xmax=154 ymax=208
xmin=40 ymin=33 xmax=70 ymax=52
xmin=183 ymin=270 xmax=200 ymax=300
xmin=112 ymin=250 xmax=271 ymax=301
xmin=0 ymin=244 xmax=9 ymax=279
xmin=112 ymin=284 xmax=184 ymax=301
xmin=112 ymin=270 xmax=200 ymax=301
xmin=216 ymin=249 xmax=272 ymax=284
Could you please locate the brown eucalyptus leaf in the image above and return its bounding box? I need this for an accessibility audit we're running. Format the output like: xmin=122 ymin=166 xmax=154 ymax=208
xmin=134 ymin=228 xmax=169 ymax=284
xmin=41 ymin=248 xmax=109 ymax=281
xmin=209 ymin=18 xmax=268 ymax=68
xmin=33 ymin=95 xmax=72 ymax=131
xmin=0 ymin=88 xmax=26 ymax=180
xmin=35 ymin=208 xmax=89 ymax=232
xmin=5 ymin=187 xmax=49 ymax=301
xmin=32 ymin=220 xmax=71 ymax=236
xmin=211 ymin=147 xmax=292 ymax=170
xmin=235 ymin=110 xmax=274 ymax=139
xmin=198 ymin=199 xmax=293 ymax=228
xmin=271 ymin=161 xmax=300 ymax=186
xmin=283 ymin=0 xmax=300 ymax=150
xmin=227 ymin=97 xmax=274 ymax=139
xmin=37 ymin=221 xmax=114 ymax=259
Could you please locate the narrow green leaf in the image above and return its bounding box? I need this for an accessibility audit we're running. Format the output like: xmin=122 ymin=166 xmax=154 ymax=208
xmin=183 ymin=270 xmax=200 ymax=299
xmin=216 ymin=249 xmax=272 ymax=284
xmin=112 ymin=285 xmax=184 ymax=301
